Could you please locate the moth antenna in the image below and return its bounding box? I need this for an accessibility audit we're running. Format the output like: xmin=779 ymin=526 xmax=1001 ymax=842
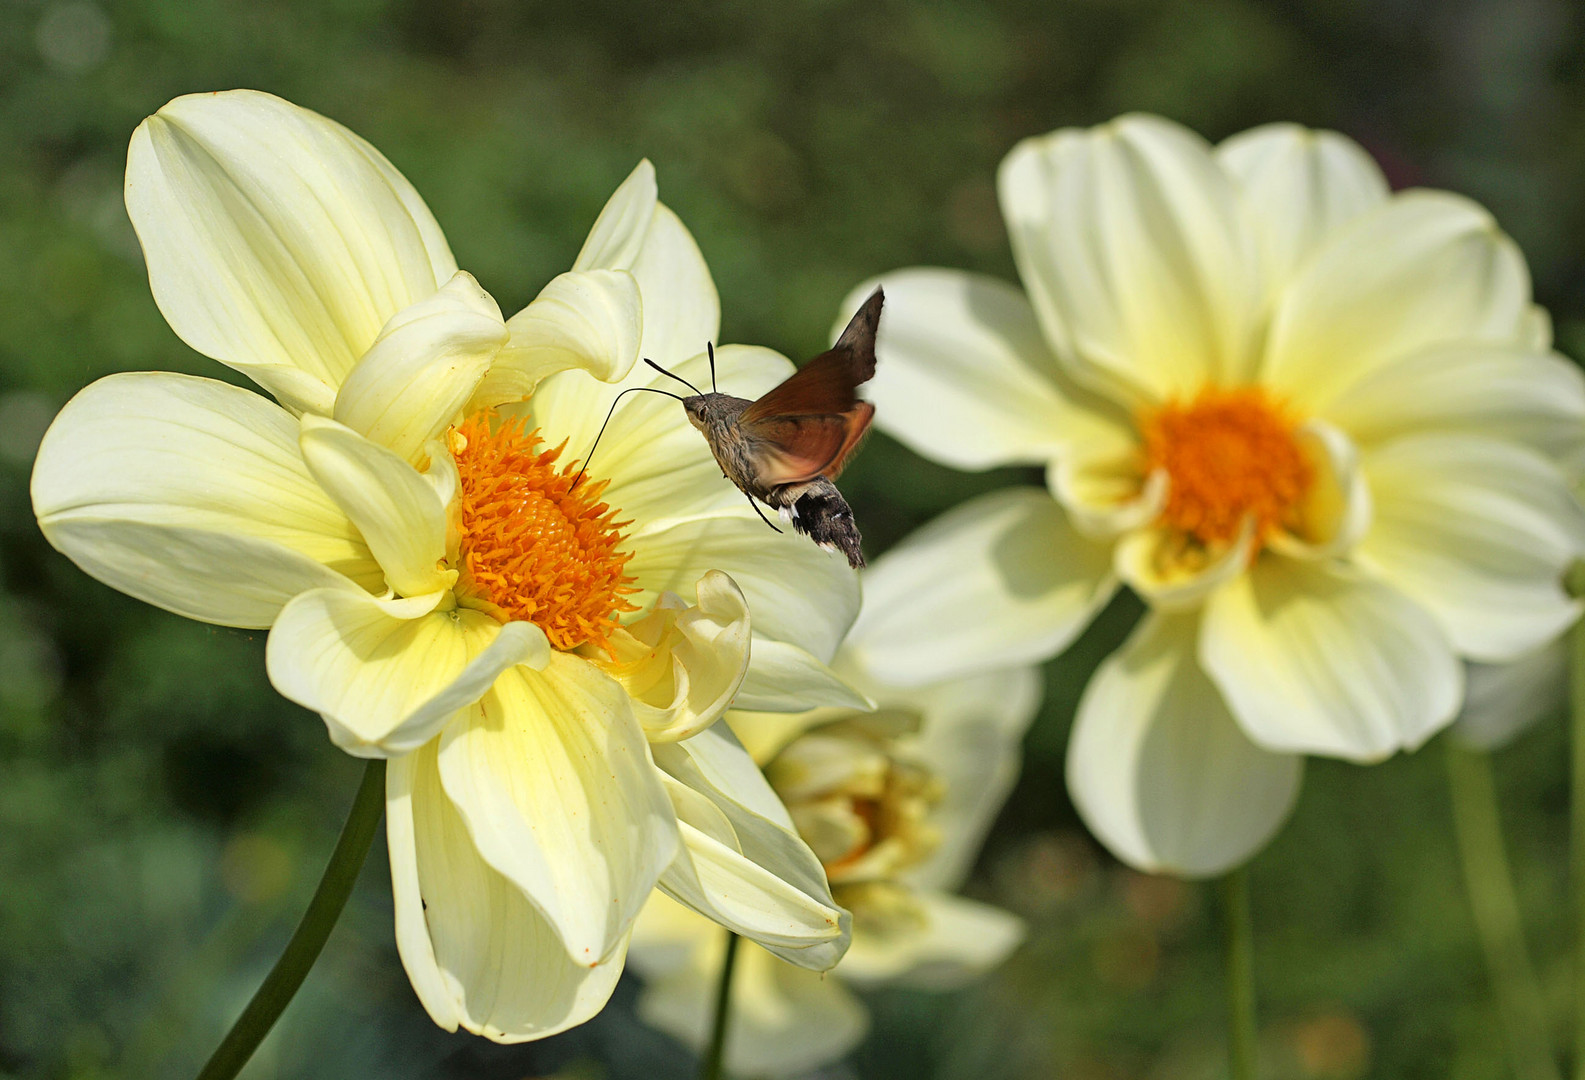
xmin=571 ymin=385 xmax=684 ymax=490
xmin=643 ymin=357 xmax=704 ymax=396
xmin=707 ymin=341 xmax=718 ymax=393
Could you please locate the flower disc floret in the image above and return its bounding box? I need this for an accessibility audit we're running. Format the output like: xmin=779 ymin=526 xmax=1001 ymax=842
xmin=451 ymin=411 xmax=637 ymax=651
xmin=1141 ymin=387 xmax=1312 ymax=546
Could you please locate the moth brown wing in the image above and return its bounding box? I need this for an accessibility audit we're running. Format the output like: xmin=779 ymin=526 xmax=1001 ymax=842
xmin=741 ymin=402 xmax=875 ymax=486
xmin=739 ymin=288 xmax=882 ymax=424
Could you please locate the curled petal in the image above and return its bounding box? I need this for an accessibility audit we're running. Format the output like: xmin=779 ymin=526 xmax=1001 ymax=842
xmin=652 ymin=724 xmax=850 ymax=969
xmin=1114 ymin=515 xmax=1255 ymax=611
xmin=474 ymin=268 xmax=643 ymax=408
xmin=387 ymin=746 xmax=629 ymax=1042
xmin=266 ymin=585 xmax=547 ymax=756
xmin=32 ymin=372 xmax=377 ymax=628
xmin=126 ymin=90 xmax=457 ymax=412
xmin=1267 ymin=419 xmax=1372 ymax=560
xmin=333 ymin=271 xmax=506 ymax=463
xmin=298 ymin=415 xmax=455 ymax=598
xmin=592 ymin=572 xmax=752 ymax=742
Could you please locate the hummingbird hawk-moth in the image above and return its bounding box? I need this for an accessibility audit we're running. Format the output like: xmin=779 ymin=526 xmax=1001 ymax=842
xmin=676 ymin=288 xmax=881 ymax=569
xmin=575 ymin=288 xmax=882 ymax=569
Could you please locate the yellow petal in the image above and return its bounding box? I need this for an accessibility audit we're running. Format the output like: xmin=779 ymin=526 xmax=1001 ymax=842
xmin=126 ymin=90 xmax=456 ymax=412
xmin=593 ymin=572 xmax=751 ymax=743
xmin=387 ymin=745 xmax=629 ymax=1041
xmin=333 ymin=271 xmax=506 ymax=463
xmin=298 ymin=414 xmax=454 ymax=598
xmin=1068 ymin=611 xmax=1301 ymax=875
xmin=436 ymin=655 xmax=680 ymax=963
xmin=32 ymin=372 xmax=377 ymax=628
xmin=474 ymin=269 xmax=642 ymax=408
xmin=267 ymin=587 xmax=544 ymax=756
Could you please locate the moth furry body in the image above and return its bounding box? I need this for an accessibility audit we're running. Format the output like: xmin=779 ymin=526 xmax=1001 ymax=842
xmin=679 ymin=288 xmax=882 ymax=569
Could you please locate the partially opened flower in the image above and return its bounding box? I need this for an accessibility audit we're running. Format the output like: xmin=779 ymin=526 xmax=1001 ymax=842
xmin=630 ymin=541 xmax=1038 ymax=1077
xmin=32 ymin=90 xmax=861 ymax=1041
xmin=842 ymin=116 xmax=1585 ymax=877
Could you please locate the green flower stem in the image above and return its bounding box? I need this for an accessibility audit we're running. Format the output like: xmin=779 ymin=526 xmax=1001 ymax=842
xmin=195 ymin=759 xmax=387 ymax=1080
xmin=1220 ymin=866 xmax=1257 ymax=1080
xmin=1573 ymin=619 xmax=1585 ymax=1080
xmin=1446 ymin=739 xmax=1561 ymax=1080
xmin=701 ymin=930 xmax=742 ymax=1080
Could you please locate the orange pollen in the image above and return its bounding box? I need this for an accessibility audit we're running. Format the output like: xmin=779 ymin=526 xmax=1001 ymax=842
xmin=1140 ymin=387 xmax=1312 ymax=546
xmin=450 ymin=411 xmax=637 ymax=652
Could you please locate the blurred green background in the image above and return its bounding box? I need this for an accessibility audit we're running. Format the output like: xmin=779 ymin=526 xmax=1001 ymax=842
xmin=2 ymin=0 xmax=1583 ymax=1077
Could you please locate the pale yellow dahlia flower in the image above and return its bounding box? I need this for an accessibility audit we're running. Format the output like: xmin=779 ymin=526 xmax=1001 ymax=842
xmin=31 ymin=90 xmax=863 ymax=1040
xmin=629 ymin=545 xmax=1037 ymax=1077
xmin=841 ymin=115 xmax=1585 ymax=877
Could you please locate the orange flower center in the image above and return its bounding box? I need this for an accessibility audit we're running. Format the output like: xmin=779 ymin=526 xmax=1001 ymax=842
xmin=450 ymin=411 xmax=638 ymax=652
xmin=1140 ymin=387 xmax=1312 ymax=546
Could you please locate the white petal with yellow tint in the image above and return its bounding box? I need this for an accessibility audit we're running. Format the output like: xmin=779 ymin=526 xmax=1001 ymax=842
xmin=32 ymin=372 xmax=378 ymax=628
xmin=630 ymin=896 xmax=869 ymax=1080
xmin=571 ymin=160 xmax=719 ymax=365
xmin=266 ymin=586 xmax=546 ymax=756
xmin=125 ymin=90 xmax=456 ymax=413
xmin=897 ymin=665 xmax=1044 ymax=892
xmin=840 ymin=269 xmax=1068 ymax=469
xmin=629 ymin=203 xmax=720 ymax=365
xmin=298 ymin=414 xmax=454 ymax=598
xmin=733 ymin=637 xmax=872 ymax=713
xmin=1216 ymin=123 xmax=1388 ymax=292
xmin=436 ymin=654 xmax=679 ymax=964
xmin=1047 ymin=425 xmax=1165 ymax=540
xmin=387 ymin=745 xmax=629 ymax=1042
xmin=573 ymin=159 xmax=658 ymax=273
xmin=1454 ymin=637 xmax=1569 ymax=750
xmin=595 ymin=573 xmax=751 ymax=742
xmin=527 ymin=344 xmax=793 ymax=531
xmin=1356 ymin=434 xmax=1585 ymax=662
xmin=850 ymin=488 xmax=1116 ymax=686
xmin=1266 ymin=420 xmax=1372 ymax=560
xmin=1068 ymin=612 xmax=1302 ymax=876
xmin=839 ymin=891 xmax=1024 ymax=990
xmin=474 ymin=269 xmax=642 ymax=409
xmin=1201 ymin=558 xmax=1461 ymax=760
xmin=998 ymin=115 xmax=1259 ymax=403
xmin=626 ymin=509 xmax=861 ymax=665
xmin=1323 ymin=343 xmax=1585 ymax=461
xmin=1263 ymin=191 xmax=1532 ymax=412
xmin=1114 ymin=518 xmax=1255 ymax=611
xmin=333 ymin=271 xmax=506 ymax=464
xmin=654 ymin=725 xmax=849 ymax=968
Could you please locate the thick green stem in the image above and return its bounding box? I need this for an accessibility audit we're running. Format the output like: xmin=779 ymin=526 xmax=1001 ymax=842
xmin=700 ymin=931 xmax=742 ymax=1080
xmin=1447 ymin=740 xmax=1561 ymax=1080
xmin=1573 ymin=621 xmax=1585 ymax=1080
xmin=195 ymin=759 xmax=386 ymax=1080
xmin=1220 ymin=867 xmax=1257 ymax=1080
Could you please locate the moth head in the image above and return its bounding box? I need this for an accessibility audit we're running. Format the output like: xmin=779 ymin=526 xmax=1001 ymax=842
xmin=682 ymin=395 xmax=708 ymax=430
